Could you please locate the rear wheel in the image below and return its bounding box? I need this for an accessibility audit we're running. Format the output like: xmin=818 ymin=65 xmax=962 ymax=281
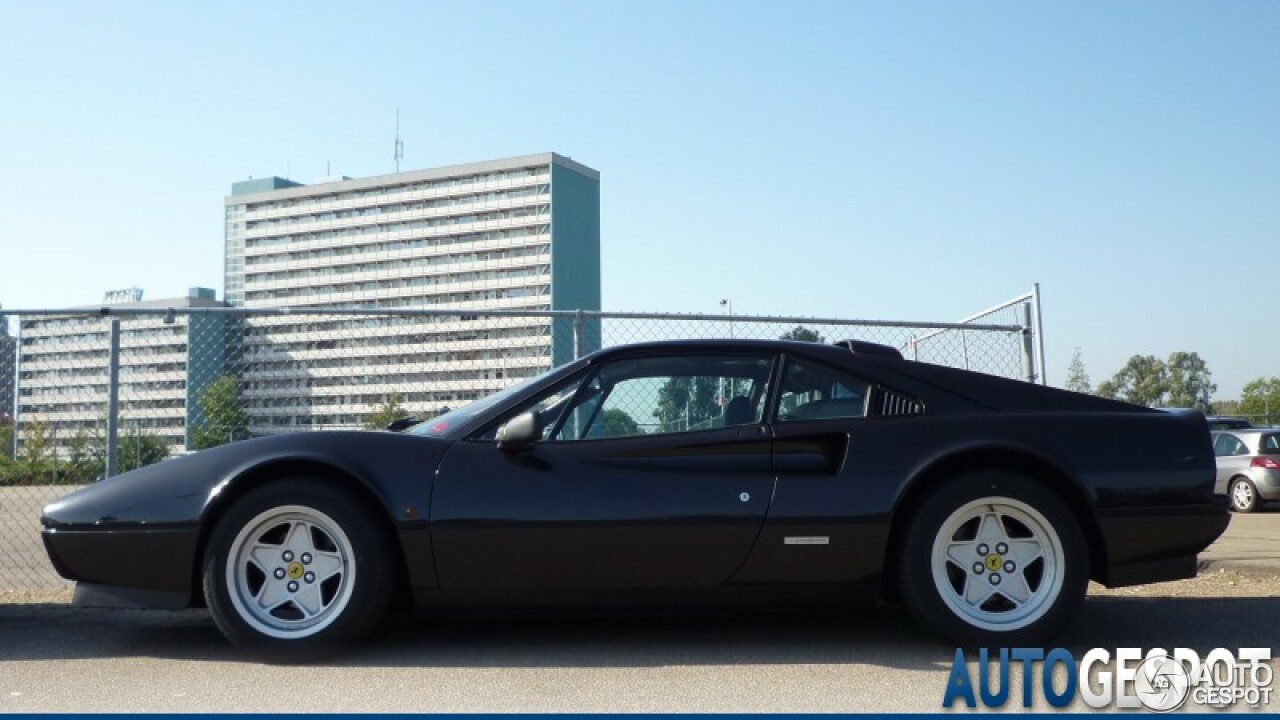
xmin=898 ymin=472 xmax=1088 ymax=645
xmin=1229 ymin=477 xmax=1260 ymax=513
xmin=202 ymin=478 xmax=395 ymax=659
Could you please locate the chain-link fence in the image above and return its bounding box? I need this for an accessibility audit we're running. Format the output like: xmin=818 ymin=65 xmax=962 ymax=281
xmin=0 ymin=292 xmax=1042 ymax=595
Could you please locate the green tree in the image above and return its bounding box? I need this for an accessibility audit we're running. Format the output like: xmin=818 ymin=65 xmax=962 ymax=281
xmin=192 ymin=375 xmax=250 ymax=450
xmin=1096 ymin=355 xmax=1167 ymax=406
xmin=0 ymin=420 xmax=13 ymax=462
xmin=1095 ymin=351 xmax=1217 ymax=410
xmin=780 ymin=326 xmax=825 ymax=343
xmin=1 ymin=419 xmax=55 ymax=485
xmin=1214 ymin=399 xmax=1241 ymax=417
xmin=1239 ymin=377 xmax=1280 ymax=425
xmin=600 ymin=408 xmax=641 ymax=437
xmin=65 ymin=428 xmax=106 ymax=484
xmin=1164 ymin=351 xmax=1216 ymax=411
xmin=655 ymin=376 xmax=692 ymax=433
xmin=653 ymin=376 xmax=721 ymax=433
xmin=364 ymin=392 xmax=409 ymax=430
xmin=117 ymin=431 xmax=170 ymax=473
xmin=0 ymin=421 xmax=13 ymax=485
xmin=1063 ymin=348 xmax=1091 ymax=394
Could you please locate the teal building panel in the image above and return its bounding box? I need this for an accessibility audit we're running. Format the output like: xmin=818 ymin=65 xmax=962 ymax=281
xmin=230 ymin=177 xmax=302 ymax=197
xmin=550 ymin=162 xmax=602 ymax=366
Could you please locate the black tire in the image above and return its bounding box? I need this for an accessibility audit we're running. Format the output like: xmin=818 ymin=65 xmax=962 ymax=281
xmin=202 ymin=477 xmax=396 ymax=660
xmin=1229 ymin=477 xmax=1260 ymax=513
xmin=897 ymin=471 xmax=1089 ymax=646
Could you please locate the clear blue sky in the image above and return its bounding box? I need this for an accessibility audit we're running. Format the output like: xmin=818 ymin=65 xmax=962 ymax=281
xmin=1 ymin=1 xmax=1276 ymax=398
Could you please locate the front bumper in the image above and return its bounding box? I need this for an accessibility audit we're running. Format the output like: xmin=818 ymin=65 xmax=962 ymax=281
xmin=42 ymin=525 xmax=198 ymax=607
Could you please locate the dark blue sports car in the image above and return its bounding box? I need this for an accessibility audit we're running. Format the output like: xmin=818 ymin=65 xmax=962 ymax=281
xmin=42 ymin=339 xmax=1229 ymax=658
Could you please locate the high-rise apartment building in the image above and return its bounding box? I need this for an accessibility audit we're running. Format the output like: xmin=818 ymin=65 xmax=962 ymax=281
xmin=14 ymin=288 xmax=230 ymax=455
xmin=225 ymin=152 xmax=601 ymax=432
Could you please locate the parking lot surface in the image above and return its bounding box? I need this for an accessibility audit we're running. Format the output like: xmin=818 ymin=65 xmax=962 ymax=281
xmin=1 ymin=511 xmax=1278 ymax=712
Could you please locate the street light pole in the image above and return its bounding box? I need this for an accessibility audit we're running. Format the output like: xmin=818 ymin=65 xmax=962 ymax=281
xmin=720 ymin=298 xmax=733 ymax=339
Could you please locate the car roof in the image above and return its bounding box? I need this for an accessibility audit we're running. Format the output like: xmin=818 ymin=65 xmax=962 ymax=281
xmin=587 ymin=338 xmax=904 ymax=362
xmin=1216 ymin=427 xmax=1277 ymax=435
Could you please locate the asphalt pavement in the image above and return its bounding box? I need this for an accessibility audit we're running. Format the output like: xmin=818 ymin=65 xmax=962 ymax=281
xmin=0 ymin=580 xmax=1277 ymax=712
xmin=1198 ymin=511 xmax=1280 ymax=575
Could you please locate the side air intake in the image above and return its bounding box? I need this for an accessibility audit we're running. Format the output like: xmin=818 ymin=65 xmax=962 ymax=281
xmin=874 ymin=387 xmax=924 ymax=417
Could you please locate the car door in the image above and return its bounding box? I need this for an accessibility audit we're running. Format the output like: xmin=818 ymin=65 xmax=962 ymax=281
xmin=733 ymin=353 xmax=892 ymax=584
xmin=1213 ymin=432 xmax=1251 ymax=493
xmin=430 ymin=351 xmax=778 ymax=590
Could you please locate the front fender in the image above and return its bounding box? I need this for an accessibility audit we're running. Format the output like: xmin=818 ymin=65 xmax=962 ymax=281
xmin=42 ymin=432 xmax=448 ymax=529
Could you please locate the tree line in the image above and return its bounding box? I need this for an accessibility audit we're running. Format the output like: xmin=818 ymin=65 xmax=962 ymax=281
xmin=1064 ymin=348 xmax=1278 ymax=422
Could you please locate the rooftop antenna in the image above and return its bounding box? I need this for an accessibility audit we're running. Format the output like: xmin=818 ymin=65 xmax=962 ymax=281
xmin=394 ymin=109 xmax=404 ymax=173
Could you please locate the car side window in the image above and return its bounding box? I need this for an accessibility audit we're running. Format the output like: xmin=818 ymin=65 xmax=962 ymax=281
xmin=1212 ymin=434 xmax=1231 ymax=457
xmin=1213 ymin=433 xmax=1248 ymax=457
xmin=548 ymin=354 xmax=775 ymax=441
xmin=774 ymin=357 xmax=870 ymax=423
xmin=1263 ymin=434 xmax=1280 ymax=454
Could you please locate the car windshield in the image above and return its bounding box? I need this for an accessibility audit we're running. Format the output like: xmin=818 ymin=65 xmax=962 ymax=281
xmin=405 ymin=370 xmax=556 ymax=438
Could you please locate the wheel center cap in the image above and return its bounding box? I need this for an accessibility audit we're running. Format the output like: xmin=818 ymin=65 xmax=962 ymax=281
xmin=985 ymin=554 xmax=1002 ymax=571
xmin=287 ymin=562 xmax=304 ymax=580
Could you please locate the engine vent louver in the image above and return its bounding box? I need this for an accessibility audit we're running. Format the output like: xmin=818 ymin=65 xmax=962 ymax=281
xmin=875 ymin=387 xmax=923 ymax=417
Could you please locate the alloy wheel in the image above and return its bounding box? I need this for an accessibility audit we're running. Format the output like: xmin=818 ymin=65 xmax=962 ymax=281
xmin=930 ymin=497 xmax=1065 ymax=632
xmin=1231 ymin=479 xmax=1256 ymax=512
xmin=225 ymin=505 xmax=356 ymax=640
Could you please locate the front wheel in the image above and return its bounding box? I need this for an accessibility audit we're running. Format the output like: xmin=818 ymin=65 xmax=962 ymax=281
xmin=898 ymin=472 xmax=1088 ymax=645
xmin=202 ymin=478 xmax=396 ymax=659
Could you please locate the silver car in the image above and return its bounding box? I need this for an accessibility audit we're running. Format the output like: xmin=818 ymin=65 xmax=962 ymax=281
xmin=1212 ymin=429 xmax=1280 ymax=512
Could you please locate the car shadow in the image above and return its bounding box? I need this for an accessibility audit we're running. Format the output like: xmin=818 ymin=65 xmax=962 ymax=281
xmin=3 ymin=594 xmax=1278 ymax=670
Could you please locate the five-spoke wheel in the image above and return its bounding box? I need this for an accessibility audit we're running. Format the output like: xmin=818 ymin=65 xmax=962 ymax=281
xmin=203 ymin=478 xmax=395 ymax=659
xmin=931 ymin=498 xmax=1064 ymax=632
xmin=227 ymin=506 xmax=355 ymax=639
xmin=899 ymin=471 xmax=1087 ymax=644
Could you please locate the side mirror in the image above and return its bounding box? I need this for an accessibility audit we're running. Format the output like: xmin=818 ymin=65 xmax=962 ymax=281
xmin=497 ymin=411 xmax=542 ymax=451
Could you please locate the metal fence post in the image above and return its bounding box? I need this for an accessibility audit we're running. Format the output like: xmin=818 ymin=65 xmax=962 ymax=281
xmin=105 ymin=317 xmax=120 ymax=479
xmin=572 ymin=310 xmax=585 ymax=359
xmin=1031 ymin=282 xmax=1047 ymax=386
xmin=1019 ymin=303 xmax=1036 ymax=384
xmin=10 ymin=313 xmax=21 ymax=458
